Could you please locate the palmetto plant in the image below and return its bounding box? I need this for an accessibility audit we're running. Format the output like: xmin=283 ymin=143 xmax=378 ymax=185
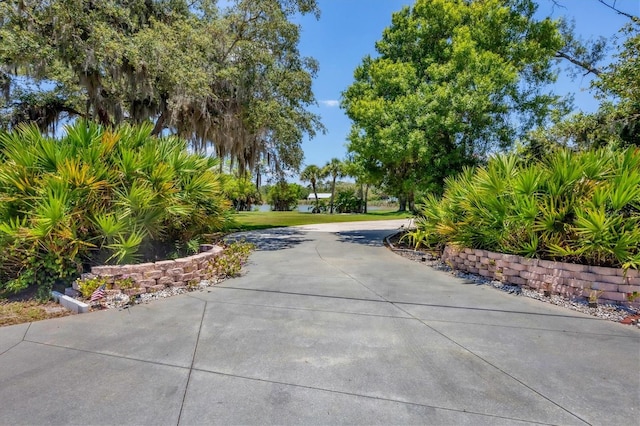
xmin=0 ymin=121 xmax=231 ymax=297
xmin=412 ymin=147 xmax=640 ymax=269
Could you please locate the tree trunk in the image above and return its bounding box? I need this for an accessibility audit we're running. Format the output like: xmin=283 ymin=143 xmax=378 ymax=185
xmin=312 ymin=183 xmax=319 ymax=213
xmin=329 ymin=176 xmax=337 ymax=214
xmin=151 ymin=112 xmax=166 ymax=136
xmin=398 ymin=195 xmax=407 ymax=212
xmin=363 ymin=184 xmax=369 ymax=213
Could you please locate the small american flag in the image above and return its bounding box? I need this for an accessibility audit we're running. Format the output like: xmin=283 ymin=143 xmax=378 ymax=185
xmin=90 ymin=284 xmax=106 ymax=302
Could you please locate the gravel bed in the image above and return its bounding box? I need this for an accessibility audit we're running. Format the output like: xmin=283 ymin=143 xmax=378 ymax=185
xmin=93 ymin=279 xmax=221 ymax=311
xmin=387 ymin=237 xmax=639 ymax=326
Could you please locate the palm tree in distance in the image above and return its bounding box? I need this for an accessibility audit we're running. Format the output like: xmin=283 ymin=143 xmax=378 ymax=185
xmin=300 ymin=164 xmax=323 ymax=213
xmin=323 ymin=158 xmax=343 ymax=214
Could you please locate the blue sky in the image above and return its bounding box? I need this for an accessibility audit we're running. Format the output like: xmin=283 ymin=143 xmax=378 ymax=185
xmin=295 ymin=0 xmax=637 ymax=171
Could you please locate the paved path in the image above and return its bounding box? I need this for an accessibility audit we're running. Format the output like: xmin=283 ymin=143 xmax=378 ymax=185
xmin=0 ymin=220 xmax=638 ymax=425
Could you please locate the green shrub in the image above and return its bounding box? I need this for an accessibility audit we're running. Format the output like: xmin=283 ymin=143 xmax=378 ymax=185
xmin=0 ymin=121 xmax=232 ymax=295
xmin=334 ymin=189 xmax=363 ymax=213
xmin=413 ymin=148 xmax=640 ymax=269
xmin=209 ymin=241 xmax=255 ymax=278
xmin=267 ymin=182 xmax=304 ymax=211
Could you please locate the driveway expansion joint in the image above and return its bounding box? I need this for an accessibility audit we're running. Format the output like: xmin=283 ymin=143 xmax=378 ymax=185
xmin=190 ymin=368 xmax=559 ymax=426
xmin=177 ymin=300 xmax=208 ymax=425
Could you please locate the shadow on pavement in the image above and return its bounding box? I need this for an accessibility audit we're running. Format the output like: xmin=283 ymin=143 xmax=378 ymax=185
xmin=226 ymin=228 xmax=312 ymax=251
xmin=336 ymin=230 xmax=390 ymax=247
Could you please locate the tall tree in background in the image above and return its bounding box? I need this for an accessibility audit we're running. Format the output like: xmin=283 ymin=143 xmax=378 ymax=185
xmin=0 ymin=0 xmax=323 ymax=174
xmin=300 ymin=164 xmax=324 ymax=213
xmin=323 ymin=158 xmax=343 ymax=214
xmin=342 ymin=0 xmax=565 ymax=210
xmin=523 ymin=1 xmax=639 ymax=154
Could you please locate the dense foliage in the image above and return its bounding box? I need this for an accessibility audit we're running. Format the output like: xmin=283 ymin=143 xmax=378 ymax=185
xmin=266 ymin=181 xmax=305 ymax=211
xmin=409 ymin=148 xmax=640 ymax=269
xmin=525 ymin=6 xmax=639 ymax=153
xmin=0 ymin=0 xmax=323 ymax=173
xmin=0 ymin=122 xmax=231 ymax=298
xmin=342 ymin=0 xmax=565 ymax=210
xmin=224 ymin=174 xmax=261 ymax=211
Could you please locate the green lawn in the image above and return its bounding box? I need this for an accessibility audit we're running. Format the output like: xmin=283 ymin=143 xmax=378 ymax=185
xmin=230 ymin=209 xmax=413 ymax=230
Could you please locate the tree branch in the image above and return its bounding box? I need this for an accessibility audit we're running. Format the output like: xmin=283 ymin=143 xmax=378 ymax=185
xmin=596 ymin=0 xmax=639 ymax=22
xmin=555 ymin=51 xmax=602 ymax=76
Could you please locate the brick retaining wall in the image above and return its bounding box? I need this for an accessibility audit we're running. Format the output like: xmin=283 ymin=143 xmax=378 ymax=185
xmin=441 ymin=245 xmax=640 ymax=307
xmin=76 ymin=244 xmax=224 ymax=296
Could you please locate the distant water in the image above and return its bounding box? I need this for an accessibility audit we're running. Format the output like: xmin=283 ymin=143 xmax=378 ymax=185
xmin=256 ymin=204 xmax=387 ymax=213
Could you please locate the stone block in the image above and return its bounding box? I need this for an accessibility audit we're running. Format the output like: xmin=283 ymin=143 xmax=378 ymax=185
xmin=143 ymin=270 xmax=164 ymax=280
xmin=72 ymin=280 xmax=81 ymax=291
xmin=123 ymin=273 xmax=142 ymax=282
xmin=183 ymin=263 xmax=198 ymax=273
xmin=173 ymin=258 xmax=192 ymax=267
xmin=527 ymin=280 xmax=544 ymax=289
xmin=559 ymin=263 xmax=587 ymax=273
xmin=502 ymin=254 xmax=520 ymax=262
xmin=496 ymin=260 xmax=508 ymax=269
xmin=617 ymin=285 xmax=640 ymax=295
xmin=91 ymin=265 xmax=112 ymax=275
xmin=601 ymin=291 xmax=627 ymax=302
xmin=530 ymin=266 xmax=548 ymax=275
xmin=467 ymin=267 xmax=479 ymax=274
xmin=463 ymin=248 xmax=474 ymax=255
xmin=589 ymin=265 xmax=620 ymax=276
xmin=578 ymin=272 xmax=598 ymax=282
xmin=80 ymin=273 xmax=97 ymax=281
xmin=626 ymin=277 xmax=640 ymax=286
xmin=537 ymin=259 xmax=561 ymax=269
xmin=157 ymin=276 xmax=174 ymax=286
xmin=620 ymin=269 xmax=639 ymax=278
xmin=519 ymin=258 xmax=538 ymax=267
xmin=467 ymin=254 xmax=477 ymax=262
xmin=487 ymin=251 xmax=502 ymax=260
xmin=542 ymin=274 xmax=563 ymax=286
xmin=147 ymin=284 xmax=166 ymax=293
xmin=167 ymin=268 xmax=185 ymax=276
xmin=509 ymin=262 xmax=528 ymax=271
xmin=595 ymin=274 xmax=624 ymax=285
xmin=487 ymin=265 xmax=496 ymax=273
xmin=507 ymin=276 xmax=526 ymax=286
xmin=502 ymin=268 xmax=520 ymax=277
xmin=473 ymin=249 xmax=486 ymax=257
xmin=137 ymin=279 xmax=157 ymax=288
xmin=124 ymin=287 xmax=146 ymax=296
xmin=478 ymin=269 xmax=492 ymax=277
xmin=520 ymin=271 xmax=539 ymax=281
xmin=178 ymin=272 xmax=197 ymax=282
xmin=135 ymin=263 xmax=156 ymax=273
xmin=556 ymin=269 xmax=577 ymax=279
xmin=590 ymin=282 xmax=619 ymax=292
xmin=105 ymin=289 xmax=121 ymax=296
xmin=154 ymin=260 xmax=176 ymax=270
xmin=479 ymin=257 xmax=490 ymax=265
xmin=566 ymin=278 xmax=591 ymax=289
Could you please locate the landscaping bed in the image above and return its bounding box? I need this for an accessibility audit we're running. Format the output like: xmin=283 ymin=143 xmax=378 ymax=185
xmin=387 ymin=232 xmax=640 ymax=326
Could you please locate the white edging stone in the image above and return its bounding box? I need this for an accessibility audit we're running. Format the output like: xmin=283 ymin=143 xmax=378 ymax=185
xmin=52 ymin=290 xmax=89 ymax=314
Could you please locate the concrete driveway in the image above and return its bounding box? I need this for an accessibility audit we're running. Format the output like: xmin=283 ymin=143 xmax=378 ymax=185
xmin=0 ymin=220 xmax=638 ymax=425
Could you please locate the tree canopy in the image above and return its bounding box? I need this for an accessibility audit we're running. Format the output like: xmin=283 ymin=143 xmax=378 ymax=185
xmin=0 ymin=0 xmax=323 ymax=173
xmin=341 ymin=0 xmax=566 ymax=209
